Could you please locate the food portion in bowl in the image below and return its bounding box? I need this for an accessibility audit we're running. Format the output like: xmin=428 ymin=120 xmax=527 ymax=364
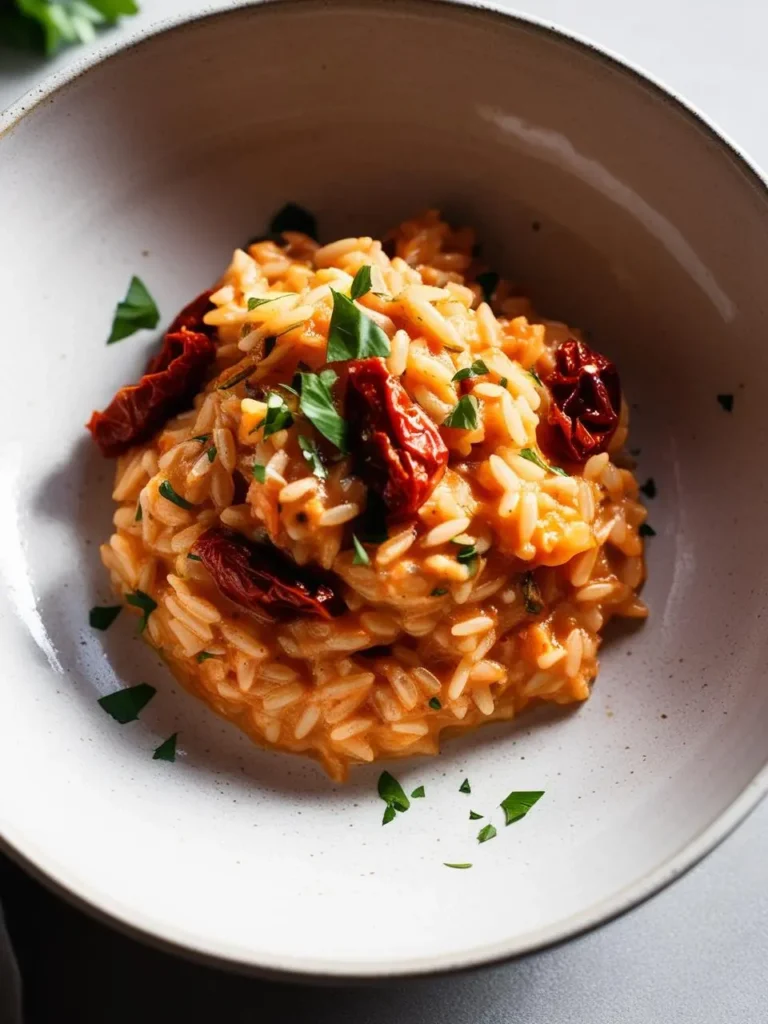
xmin=88 ymin=210 xmax=648 ymax=780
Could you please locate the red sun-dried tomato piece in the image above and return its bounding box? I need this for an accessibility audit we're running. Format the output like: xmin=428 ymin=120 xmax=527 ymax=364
xmin=193 ymin=527 xmax=346 ymax=620
xmin=87 ymin=291 xmax=216 ymax=457
xmin=346 ymin=358 xmax=449 ymax=517
xmin=542 ymin=339 xmax=621 ymax=463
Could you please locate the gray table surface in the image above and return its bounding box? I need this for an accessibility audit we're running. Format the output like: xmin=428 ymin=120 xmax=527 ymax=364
xmin=1 ymin=2 xmax=767 ymax=1021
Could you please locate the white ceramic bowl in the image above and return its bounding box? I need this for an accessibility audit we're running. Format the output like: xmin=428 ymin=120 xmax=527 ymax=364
xmin=1 ymin=0 xmax=767 ymax=980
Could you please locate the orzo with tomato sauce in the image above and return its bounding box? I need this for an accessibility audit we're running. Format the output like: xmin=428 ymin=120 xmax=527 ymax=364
xmin=88 ymin=210 xmax=648 ymax=780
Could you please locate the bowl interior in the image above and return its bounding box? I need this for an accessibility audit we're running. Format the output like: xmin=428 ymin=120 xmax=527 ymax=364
xmin=1 ymin=0 xmax=767 ymax=976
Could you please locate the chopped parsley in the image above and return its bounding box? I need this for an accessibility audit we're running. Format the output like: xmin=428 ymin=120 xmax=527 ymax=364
xmin=134 ymin=501 xmax=142 ymax=522
xmin=98 ymin=682 xmax=156 ymax=724
xmin=411 ymin=785 xmax=425 ymax=799
xmin=269 ymin=202 xmax=317 ymax=240
xmin=192 ymin=434 xmax=210 ymax=443
xmin=125 ymin=590 xmax=157 ymax=632
xmin=326 ymin=289 xmax=390 ymax=362
xmin=716 ymin=393 xmax=734 ymax=412
xmin=298 ymin=369 xmax=348 ymax=452
xmin=247 ymin=295 xmax=293 ymax=311
xmin=382 ymin=805 xmax=396 ymax=825
xmin=351 ymin=534 xmax=370 ymax=566
xmin=152 ymin=732 xmax=178 ymax=762
xmin=459 ymin=778 xmax=471 ymax=794
xmin=498 ymin=377 xmax=508 ymax=389
xmin=639 ymin=523 xmax=656 ymax=537
xmin=428 ymin=697 xmax=442 ymax=710
xmin=217 ymin=365 xmax=254 ymax=390
xmin=475 ymin=270 xmax=499 ymax=303
xmin=455 ymin=543 xmax=479 ymax=577
xmin=349 ymin=265 xmax=373 ymax=301
xmin=187 ymin=553 xmax=201 ymax=561
xmin=469 ymin=810 xmax=483 ymax=820
xmin=159 ymin=480 xmax=193 ymax=510
xmin=252 ymin=463 xmax=267 ymax=484
xmin=88 ymin=605 xmax=122 ymax=631
xmin=477 ymin=824 xmax=497 ymax=843
xmin=106 ymin=275 xmax=160 ymax=345
xmin=640 ymin=477 xmax=656 ymax=499
xmin=298 ymin=434 xmax=327 ymax=479
xmin=262 ymin=391 xmax=294 ymax=439
xmin=500 ymin=790 xmax=544 ymax=825
xmin=444 ymin=862 xmax=472 ymax=869
xmin=196 ymin=652 xmax=216 ymax=663
xmin=443 ymin=395 xmax=479 ymax=430
xmin=528 ymin=368 xmax=542 ymax=386
xmin=519 ymin=447 xmax=568 ymax=477
xmin=206 ymin=446 xmax=217 ymax=463
xmin=431 ymin=588 xmax=448 ymax=597
xmin=378 ymin=770 xmax=410 ymax=820
xmin=521 ymin=572 xmax=543 ymax=615
xmin=452 ymin=359 xmax=489 ymax=383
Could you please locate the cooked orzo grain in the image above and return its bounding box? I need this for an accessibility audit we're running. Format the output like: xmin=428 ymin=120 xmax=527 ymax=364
xmin=91 ymin=210 xmax=648 ymax=780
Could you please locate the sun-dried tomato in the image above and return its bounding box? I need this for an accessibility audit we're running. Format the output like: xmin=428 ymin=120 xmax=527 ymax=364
xmin=542 ymin=339 xmax=621 ymax=463
xmin=87 ymin=291 xmax=216 ymax=457
xmin=193 ymin=526 xmax=346 ymax=620
xmin=346 ymin=358 xmax=449 ymax=517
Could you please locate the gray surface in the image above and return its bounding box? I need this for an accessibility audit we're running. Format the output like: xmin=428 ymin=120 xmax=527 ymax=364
xmin=1 ymin=1 xmax=766 ymax=1021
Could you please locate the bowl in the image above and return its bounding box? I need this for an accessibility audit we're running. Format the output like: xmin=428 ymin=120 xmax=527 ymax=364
xmin=1 ymin=0 xmax=767 ymax=980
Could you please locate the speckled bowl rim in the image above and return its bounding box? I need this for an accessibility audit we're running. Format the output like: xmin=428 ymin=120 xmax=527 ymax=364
xmin=1 ymin=0 xmax=767 ymax=983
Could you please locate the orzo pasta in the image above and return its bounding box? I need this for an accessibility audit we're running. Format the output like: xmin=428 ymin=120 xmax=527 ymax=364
xmin=88 ymin=210 xmax=648 ymax=780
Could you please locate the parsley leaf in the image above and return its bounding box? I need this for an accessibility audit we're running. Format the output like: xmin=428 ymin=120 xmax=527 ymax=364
xmin=469 ymin=810 xmax=483 ymax=820
xmin=252 ymin=463 xmax=267 ymax=484
xmin=459 ymin=778 xmax=471 ymax=794
xmin=519 ymin=447 xmax=568 ymax=477
xmin=411 ymin=785 xmax=425 ymax=799
xmin=159 ymin=480 xmax=193 ymax=510
xmin=455 ymin=543 xmax=477 ymax=565
xmin=206 ymin=446 xmax=217 ymax=463
xmin=477 ymin=824 xmax=497 ymax=843
xmin=428 ymin=697 xmax=442 ymax=710
xmin=349 ymin=265 xmax=373 ymax=301
xmin=352 ymin=534 xmax=370 ymax=565
xmin=89 ymin=605 xmax=122 ymax=631
xmin=298 ymin=370 xmax=348 ymax=452
xmin=134 ymin=501 xmax=142 ymax=522
xmin=298 ymin=434 xmax=327 ymax=479
xmin=262 ymin=391 xmax=294 ymax=439
xmin=640 ymin=477 xmax=656 ymax=499
xmin=500 ymin=790 xmax=544 ymax=825
xmin=475 ymin=271 xmax=499 ymax=304
xmin=152 ymin=732 xmax=178 ymax=762
xmin=444 ymin=862 xmax=472 ymax=869
xmin=639 ymin=523 xmax=656 ymax=537
xmin=452 ymin=360 xmax=489 ymax=383
xmin=247 ymin=295 xmax=293 ymax=311
xmin=382 ymin=805 xmax=396 ymax=825
xmin=187 ymin=553 xmax=201 ymax=562
xmin=98 ymin=682 xmax=156 ymax=724
xmin=106 ymin=275 xmax=159 ymax=345
xmin=269 ymin=203 xmax=317 ymax=240
xmin=125 ymin=590 xmax=157 ymax=632
xmin=326 ymin=289 xmax=390 ymax=362
xmin=444 ymin=395 xmax=479 ymax=430
xmin=499 ymin=377 xmax=508 ymax=389
xmin=378 ymin=770 xmax=410 ymax=814
xmin=521 ymin=571 xmax=543 ymax=615
xmin=196 ymin=652 xmax=216 ymax=663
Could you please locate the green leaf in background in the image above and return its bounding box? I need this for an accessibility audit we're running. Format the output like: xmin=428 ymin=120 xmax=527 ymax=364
xmin=7 ymin=1 xmax=140 ymax=57
xmin=107 ymin=274 xmax=159 ymax=344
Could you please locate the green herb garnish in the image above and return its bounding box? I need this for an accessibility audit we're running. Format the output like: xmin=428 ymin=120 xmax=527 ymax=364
xmin=519 ymin=447 xmax=568 ymax=477
xmin=252 ymin=464 xmax=267 ymax=484
xmin=187 ymin=553 xmax=201 ymax=562
xmin=159 ymin=480 xmax=193 ymax=510
xmin=444 ymin=862 xmax=472 ymax=869
xmin=459 ymin=778 xmax=471 ymax=794
xmin=88 ymin=605 xmax=122 ymax=631
xmin=298 ymin=369 xmax=348 ymax=452
xmin=206 ymin=446 xmax=217 ymax=463
xmin=326 ymin=289 xmax=390 ymax=362
xmin=382 ymin=805 xmax=396 ymax=825
xmin=452 ymin=359 xmax=489 ymax=383
xmin=247 ymin=295 xmax=292 ymax=311
xmin=298 ymin=435 xmax=327 ymax=479
xmin=716 ymin=393 xmax=734 ymax=412
xmin=378 ymin=770 xmax=410 ymax=818
xmin=152 ymin=732 xmax=178 ymax=762
xmin=521 ymin=571 xmax=543 ymax=615
xmin=134 ymin=501 xmax=143 ymax=522
xmin=106 ymin=275 xmax=159 ymax=345
xmin=477 ymin=824 xmax=497 ymax=843
xmin=411 ymin=785 xmax=425 ymax=799
xmin=475 ymin=271 xmax=499 ymax=304
xmin=444 ymin=395 xmax=479 ymax=430
xmin=499 ymin=377 xmax=508 ymax=389
xmin=428 ymin=697 xmax=442 ymax=710
xmin=528 ymin=368 xmax=542 ymax=386
xmin=217 ymin=365 xmax=255 ymax=391
xmin=640 ymin=478 xmax=656 ymax=499
xmin=431 ymin=588 xmax=448 ymax=597
xmin=269 ymin=202 xmax=317 ymax=240
xmin=352 ymin=534 xmax=370 ymax=565
xmin=262 ymin=391 xmax=294 ymax=439
xmin=350 ymin=265 xmax=373 ymax=301
xmin=192 ymin=434 xmax=210 ymax=443
xmin=125 ymin=590 xmax=157 ymax=632
xmin=639 ymin=523 xmax=656 ymax=537
xmin=2 ymin=0 xmax=139 ymax=56
xmin=196 ymin=652 xmax=215 ymax=663
xmin=500 ymin=790 xmax=544 ymax=825
xmin=98 ymin=682 xmax=156 ymax=724
xmin=455 ymin=543 xmax=477 ymax=565
xmin=469 ymin=810 xmax=483 ymax=820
